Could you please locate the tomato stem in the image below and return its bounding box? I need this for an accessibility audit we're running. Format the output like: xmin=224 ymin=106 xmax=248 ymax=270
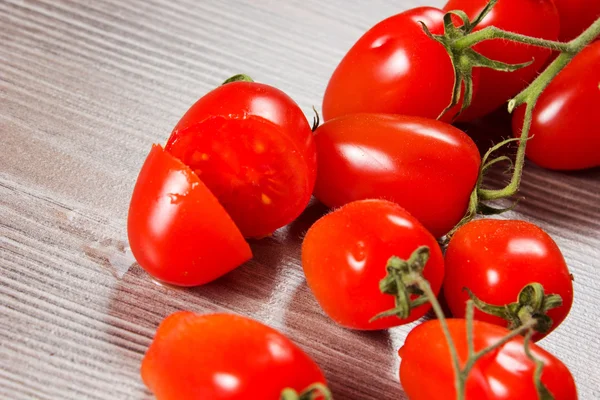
xmin=222 ymin=74 xmax=254 ymax=85
xmin=280 ymin=383 xmax=332 ymax=400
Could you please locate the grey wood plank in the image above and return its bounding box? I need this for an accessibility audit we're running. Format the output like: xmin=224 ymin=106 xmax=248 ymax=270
xmin=1 ymin=0 xmax=599 ymax=399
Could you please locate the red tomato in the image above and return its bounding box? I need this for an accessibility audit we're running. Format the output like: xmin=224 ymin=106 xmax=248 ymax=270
xmin=142 ymin=312 xmax=326 ymax=399
xmin=313 ymin=114 xmax=481 ymax=238
xmin=128 ymin=145 xmax=252 ymax=286
xmin=512 ymin=41 xmax=600 ymax=170
xmin=322 ymin=7 xmax=473 ymax=122
xmin=165 ymin=81 xmax=317 ymax=238
xmin=301 ymin=199 xmax=445 ymax=330
xmin=553 ymin=0 xmax=600 ymax=41
xmin=444 ymin=0 xmax=560 ymax=121
xmin=399 ymin=319 xmax=578 ymax=399
xmin=444 ymin=219 xmax=573 ymax=341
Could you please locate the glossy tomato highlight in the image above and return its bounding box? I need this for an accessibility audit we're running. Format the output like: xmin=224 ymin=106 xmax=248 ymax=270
xmin=302 ymin=200 xmax=444 ymax=330
xmin=166 ymin=80 xmax=317 ymax=238
xmin=313 ymin=114 xmax=481 ymax=238
xmin=128 ymin=145 xmax=252 ymax=286
xmin=142 ymin=312 xmax=327 ymax=399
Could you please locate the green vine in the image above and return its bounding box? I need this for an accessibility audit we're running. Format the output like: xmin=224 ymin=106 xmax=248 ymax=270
xmin=281 ymin=383 xmax=333 ymax=400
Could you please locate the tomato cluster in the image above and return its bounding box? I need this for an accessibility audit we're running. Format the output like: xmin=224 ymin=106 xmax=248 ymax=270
xmin=128 ymin=0 xmax=599 ymax=399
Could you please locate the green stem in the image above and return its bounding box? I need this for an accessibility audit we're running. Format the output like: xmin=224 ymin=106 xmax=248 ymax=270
xmin=455 ymin=26 xmax=570 ymax=52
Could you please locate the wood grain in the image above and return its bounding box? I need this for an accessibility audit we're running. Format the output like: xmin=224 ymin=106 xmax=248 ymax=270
xmin=1 ymin=0 xmax=599 ymax=399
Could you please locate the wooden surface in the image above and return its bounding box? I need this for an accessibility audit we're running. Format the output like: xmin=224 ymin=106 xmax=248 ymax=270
xmin=1 ymin=0 xmax=599 ymax=399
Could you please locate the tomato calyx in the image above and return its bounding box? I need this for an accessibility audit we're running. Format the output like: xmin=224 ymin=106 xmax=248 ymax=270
xmin=465 ymin=283 xmax=563 ymax=335
xmin=371 ymin=246 xmax=431 ymax=321
xmin=222 ymin=74 xmax=254 ymax=85
xmin=280 ymin=383 xmax=332 ymax=400
xmin=311 ymin=106 xmax=320 ymax=132
xmin=421 ymin=0 xmax=532 ymax=120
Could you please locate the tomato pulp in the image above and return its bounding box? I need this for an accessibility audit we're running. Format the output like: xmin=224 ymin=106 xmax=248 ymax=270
xmin=313 ymin=114 xmax=481 ymax=238
xmin=444 ymin=219 xmax=573 ymax=341
xmin=302 ymin=200 xmax=444 ymax=330
xmin=444 ymin=0 xmax=560 ymax=121
xmin=322 ymin=7 xmax=473 ymax=122
xmin=399 ymin=319 xmax=578 ymax=399
xmin=142 ymin=312 xmax=326 ymax=399
xmin=166 ymin=81 xmax=317 ymax=238
xmin=512 ymin=41 xmax=600 ymax=171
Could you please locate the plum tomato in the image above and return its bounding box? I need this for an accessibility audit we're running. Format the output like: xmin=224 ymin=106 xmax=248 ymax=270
xmin=322 ymin=7 xmax=473 ymax=122
xmin=141 ymin=312 xmax=327 ymax=399
xmin=444 ymin=0 xmax=560 ymax=121
xmin=313 ymin=114 xmax=481 ymax=238
xmin=552 ymin=0 xmax=600 ymax=41
xmin=165 ymin=80 xmax=317 ymax=238
xmin=444 ymin=219 xmax=573 ymax=341
xmin=512 ymin=41 xmax=600 ymax=171
xmin=127 ymin=145 xmax=252 ymax=286
xmin=399 ymin=319 xmax=578 ymax=400
xmin=301 ymin=199 xmax=444 ymax=330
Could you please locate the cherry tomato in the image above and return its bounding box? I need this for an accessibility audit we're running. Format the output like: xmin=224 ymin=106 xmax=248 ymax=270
xmin=128 ymin=145 xmax=252 ymax=286
xmin=322 ymin=7 xmax=473 ymax=122
xmin=444 ymin=219 xmax=573 ymax=341
xmin=552 ymin=0 xmax=600 ymax=41
xmin=302 ymin=199 xmax=444 ymax=330
xmin=142 ymin=312 xmax=326 ymax=399
xmin=399 ymin=319 xmax=578 ymax=399
xmin=313 ymin=114 xmax=481 ymax=238
xmin=444 ymin=0 xmax=560 ymax=121
xmin=512 ymin=41 xmax=600 ymax=170
xmin=166 ymin=80 xmax=317 ymax=238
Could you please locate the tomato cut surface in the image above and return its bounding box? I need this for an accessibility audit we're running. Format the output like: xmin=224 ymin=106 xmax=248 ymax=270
xmin=166 ymin=81 xmax=317 ymax=238
xmin=302 ymin=199 xmax=444 ymax=330
xmin=127 ymin=145 xmax=252 ymax=286
xmin=313 ymin=114 xmax=481 ymax=238
xmin=142 ymin=312 xmax=326 ymax=400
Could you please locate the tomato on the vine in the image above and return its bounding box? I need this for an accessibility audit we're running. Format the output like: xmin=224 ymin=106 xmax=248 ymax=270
xmin=444 ymin=0 xmax=560 ymax=121
xmin=302 ymin=199 xmax=444 ymax=330
xmin=512 ymin=41 xmax=600 ymax=171
xmin=313 ymin=114 xmax=481 ymax=238
xmin=166 ymin=80 xmax=317 ymax=238
xmin=552 ymin=0 xmax=600 ymax=41
xmin=142 ymin=312 xmax=327 ymax=399
xmin=399 ymin=319 xmax=578 ymax=399
xmin=322 ymin=7 xmax=473 ymax=122
xmin=127 ymin=145 xmax=252 ymax=286
xmin=444 ymin=219 xmax=573 ymax=341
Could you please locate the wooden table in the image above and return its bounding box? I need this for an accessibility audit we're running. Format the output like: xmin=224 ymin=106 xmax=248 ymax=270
xmin=2 ymin=0 xmax=599 ymax=398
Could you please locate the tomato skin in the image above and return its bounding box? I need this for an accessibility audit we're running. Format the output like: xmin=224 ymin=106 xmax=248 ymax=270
xmin=399 ymin=319 xmax=578 ymax=400
xmin=166 ymin=81 xmax=317 ymax=238
xmin=444 ymin=0 xmax=560 ymax=121
xmin=127 ymin=145 xmax=252 ymax=286
xmin=313 ymin=114 xmax=481 ymax=238
xmin=322 ymin=7 xmax=470 ymax=122
xmin=302 ymin=200 xmax=445 ymax=330
xmin=444 ymin=219 xmax=573 ymax=341
xmin=512 ymin=42 xmax=600 ymax=171
xmin=553 ymin=0 xmax=600 ymax=41
xmin=141 ymin=312 xmax=326 ymax=400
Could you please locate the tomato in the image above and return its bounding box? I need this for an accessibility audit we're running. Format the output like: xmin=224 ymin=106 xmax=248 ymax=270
xmin=553 ymin=0 xmax=600 ymax=41
xmin=444 ymin=219 xmax=573 ymax=341
xmin=165 ymin=80 xmax=317 ymax=238
xmin=399 ymin=319 xmax=578 ymax=399
xmin=512 ymin=42 xmax=600 ymax=170
xmin=128 ymin=145 xmax=252 ymax=286
xmin=444 ymin=0 xmax=560 ymax=121
xmin=301 ymin=199 xmax=444 ymax=330
xmin=313 ymin=114 xmax=481 ymax=238
xmin=142 ymin=312 xmax=326 ymax=399
xmin=322 ymin=7 xmax=472 ymax=122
